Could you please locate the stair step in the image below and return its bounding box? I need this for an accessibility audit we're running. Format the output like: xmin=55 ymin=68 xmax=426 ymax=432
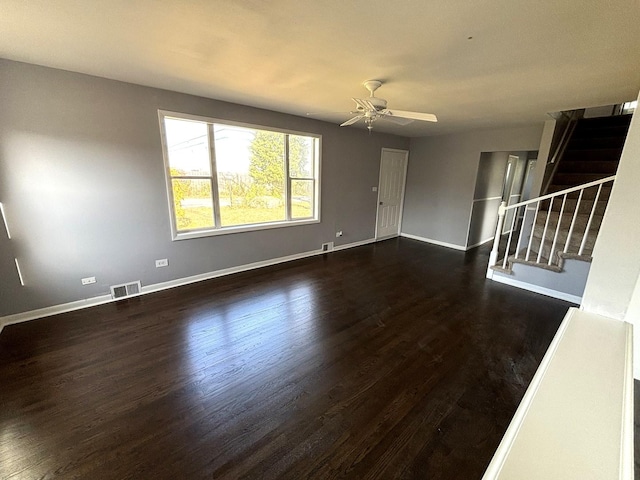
xmin=557 ymin=160 xmax=619 ymax=174
xmin=547 ymin=184 xmax=612 ymax=201
xmin=572 ymin=124 xmax=630 ymax=139
xmin=495 ymin=248 xmax=592 ymax=274
xmin=562 ymin=148 xmax=623 ymax=162
xmin=529 ymin=231 xmax=596 ymax=260
xmin=567 ymin=136 xmax=627 ymax=150
xmin=576 ymin=114 xmax=632 ymax=129
xmin=548 ymin=198 xmax=608 ymax=216
xmin=534 ymin=210 xmax=603 ymax=230
xmin=510 ymin=254 xmax=563 ymax=272
xmin=552 ymin=173 xmax=612 ymax=186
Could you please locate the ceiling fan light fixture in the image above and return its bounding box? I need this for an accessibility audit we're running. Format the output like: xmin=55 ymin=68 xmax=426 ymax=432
xmin=311 ymin=81 xmax=437 ymax=132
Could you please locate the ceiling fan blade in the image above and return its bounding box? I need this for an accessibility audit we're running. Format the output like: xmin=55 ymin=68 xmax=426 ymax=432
xmin=379 ymin=113 xmax=414 ymax=126
xmin=306 ymin=111 xmax=354 ymax=116
xmin=340 ymin=115 xmax=364 ymax=127
xmin=352 ymin=98 xmax=376 ymax=111
xmin=385 ymin=109 xmax=438 ymax=122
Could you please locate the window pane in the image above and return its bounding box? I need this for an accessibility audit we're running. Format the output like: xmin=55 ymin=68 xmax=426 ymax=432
xmin=289 ymin=135 xmax=314 ymax=178
xmin=214 ymin=126 xmax=286 ymax=227
xmin=291 ymin=180 xmax=314 ymax=219
xmin=164 ymin=118 xmax=210 ymax=176
xmin=171 ymin=179 xmax=214 ymax=231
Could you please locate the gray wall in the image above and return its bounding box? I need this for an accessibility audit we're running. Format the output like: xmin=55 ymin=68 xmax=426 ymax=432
xmin=467 ymin=151 xmax=533 ymax=248
xmin=402 ymin=125 xmax=544 ymax=248
xmin=493 ymin=258 xmax=591 ymax=300
xmin=467 ymin=151 xmax=510 ymax=248
xmin=0 ymin=59 xmax=409 ymax=317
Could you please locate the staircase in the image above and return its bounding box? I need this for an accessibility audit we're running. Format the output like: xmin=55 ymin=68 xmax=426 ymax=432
xmin=486 ymin=113 xmax=632 ymax=300
xmin=534 ymin=115 xmax=630 ymax=263
xmin=551 ymin=115 xmax=630 ymax=191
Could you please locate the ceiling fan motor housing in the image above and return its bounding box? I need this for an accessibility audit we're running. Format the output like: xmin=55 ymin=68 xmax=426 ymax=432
xmin=368 ymin=97 xmax=387 ymax=110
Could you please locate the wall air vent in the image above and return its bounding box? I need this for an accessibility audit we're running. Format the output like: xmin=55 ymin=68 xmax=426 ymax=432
xmin=110 ymin=281 xmax=142 ymax=300
xmin=321 ymin=242 xmax=334 ymax=252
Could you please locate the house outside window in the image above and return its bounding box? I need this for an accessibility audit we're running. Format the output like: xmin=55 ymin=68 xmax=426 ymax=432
xmin=158 ymin=111 xmax=321 ymax=240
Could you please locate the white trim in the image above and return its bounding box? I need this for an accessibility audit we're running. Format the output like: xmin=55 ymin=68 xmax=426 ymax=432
xmin=157 ymin=110 xmax=322 ymax=241
xmin=400 ymin=233 xmax=467 ymax=251
xmin=490 ymin=274 xmax=582 ymax=304
xmin=14 ymin=258 xmax=25 ymax=286
xmin=375 ymin=148 xmax=409 ymax=240
xmin=333 ymin=238 xmax=376 ymax=251
xmin=466 ymin=236 xmax=494 ymax=250
xmin=620 ymin=321 xmax=634 ymax=479
xmin=173 ymin=218 xmax=321 ymax=240
xmin=158 ymin=109 xmax=321 ymax=138
xmin=482 ymin=309 xmax=634 ymax=480
xmin=465 ymin=196 xmax=503 ymax=253
xmin=0 ymin=238 xmax=374 ymax=330
xmin=1 ymin=294 xmax=114 ymax=328
xmin=482 ymin=309 xmax=574 ymax=479
xmin=472 ymin=196 xmax=503 ymax=203
xmin=0 ymin=202 xmax=11 ymax=239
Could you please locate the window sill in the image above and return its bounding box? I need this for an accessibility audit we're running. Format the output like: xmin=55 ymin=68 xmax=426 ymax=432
xmin=172 ymin=218 xmax=320 ymax=241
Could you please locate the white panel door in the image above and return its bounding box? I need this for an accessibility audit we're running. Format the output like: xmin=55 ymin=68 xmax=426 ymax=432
xmin=376 ymin=149 xmax=409 ymax=239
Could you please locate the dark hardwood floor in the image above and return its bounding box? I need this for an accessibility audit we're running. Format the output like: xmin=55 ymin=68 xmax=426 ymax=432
xmin=0 ymin=238 xmax=571 ymax=479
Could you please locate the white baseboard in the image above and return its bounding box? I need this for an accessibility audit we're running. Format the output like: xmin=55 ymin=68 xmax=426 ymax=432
xmin=141 ymin=248 xmax=324 ymax=297
xmin=466 ymin=237 xmax=494 ymax=250
xmin=400 ymin=233 xmax=467 ymax=251
xmin=0 ymin=238 xmax=375 ymax=330
xmin=1 ymin=294 xmax=114 ymax=329
xmin=490 ymin=274 xmax=582 ymax=304
xmin=333 ymin=237 xmax=376 ymax=251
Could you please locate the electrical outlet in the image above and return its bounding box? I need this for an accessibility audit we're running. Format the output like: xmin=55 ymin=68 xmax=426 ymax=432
xmin=81 ymin=276 xmax=96 ymax=285
xmin=155 ymin=258 xmax=169 ymax=268
xmin=336 ymin=231 xmax=343 ymax=237
xmin=372 ymin=186 xmax=378 ymax=192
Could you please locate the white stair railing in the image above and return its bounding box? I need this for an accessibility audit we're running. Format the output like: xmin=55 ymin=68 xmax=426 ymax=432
xmin=486 ymin=175 xmax=615 ymax=278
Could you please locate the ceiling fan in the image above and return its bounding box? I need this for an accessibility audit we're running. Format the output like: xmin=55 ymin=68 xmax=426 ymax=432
xmin=338 ymin=80 xmax=437 ymax=132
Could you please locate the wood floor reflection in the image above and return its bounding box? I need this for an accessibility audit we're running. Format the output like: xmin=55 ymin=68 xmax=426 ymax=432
xmin=0 ymin=238 xmax=571 ymax=479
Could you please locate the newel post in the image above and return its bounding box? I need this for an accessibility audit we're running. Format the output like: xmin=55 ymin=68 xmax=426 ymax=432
xmin=487 ymin=201 xmax=507 ymax=278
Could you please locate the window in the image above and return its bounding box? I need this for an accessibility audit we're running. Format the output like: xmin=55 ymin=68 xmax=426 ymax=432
xmin=159 ymin=111 xmax=321 ymax=239
xmin=622 ymin=100 xmax=637 ymax=114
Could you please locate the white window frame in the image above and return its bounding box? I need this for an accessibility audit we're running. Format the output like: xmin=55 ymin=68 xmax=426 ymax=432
xmin=158 ymin=110 xmax=321 ymax=240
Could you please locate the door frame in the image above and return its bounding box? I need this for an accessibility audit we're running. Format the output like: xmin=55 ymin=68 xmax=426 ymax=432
xmin=375 ymin=148 xmax=410 ymax=240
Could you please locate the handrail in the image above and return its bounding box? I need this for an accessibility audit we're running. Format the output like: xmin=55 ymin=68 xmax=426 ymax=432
xmin=541 ymin=109 xmax=582 ymax=194
xmin=501 ymin=175 xmax=615 ymax=212
xmin=549 ymin=118 xmax=577 ymax=165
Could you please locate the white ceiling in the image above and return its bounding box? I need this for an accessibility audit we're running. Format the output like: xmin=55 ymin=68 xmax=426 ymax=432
xmin=1 ymin=0 xmax=639 ymax=136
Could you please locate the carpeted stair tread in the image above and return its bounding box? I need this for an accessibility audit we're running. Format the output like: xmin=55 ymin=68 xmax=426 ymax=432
xmin=562 ymin=148 xmax=624 ymax=162
xmin=557 ymin=160 xmax=619 ymax=174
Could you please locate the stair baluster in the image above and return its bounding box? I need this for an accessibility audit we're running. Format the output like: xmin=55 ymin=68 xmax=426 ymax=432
xmin=536 ymin=198 xmax=555 ymax=263
xmin=525 ymin=201 xmax=541 ymax=261
xmin=548 ymin=194 xmax=568 ymax=265
xmin=578 ymin=184 xmax=603 ymax=256
xmin=502 ymin=205 xmax=519 ymax=269
xmin=563 ymin=189 xmax=584 ymax=253
xmin=513 ymin=205 xmax=525 ymax=259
